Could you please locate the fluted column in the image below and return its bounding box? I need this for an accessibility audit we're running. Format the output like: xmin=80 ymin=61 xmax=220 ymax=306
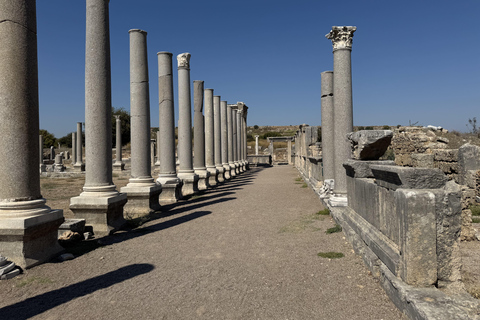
xmin=113 ymin=115 xmax=125 ymax=171
xmin=156 ymin=52 xmax=181 ymax=204
xmin=177 ymin=53 xmax=199 ymax=196
xmin=326 ymin=26 xmax=356 ymax=203
xmin=120 ymin=29 xmax=161 ymax=218
xmin=70 ymin=0 xmax=127 ymax=236
xmin=321 ymin=71 xmax=334 ymax=181
xmin=214 ymin=95 xmax=225 ymax=182
xmin=0 ymin=0 xmax=63 ymax=268
xmin=73 ymin=122 xmax=85 ymax=171
xmin=204 ymin=88 xmax=218 ymax=186
xmin=193 ymin=80 xmax=210 ymax=190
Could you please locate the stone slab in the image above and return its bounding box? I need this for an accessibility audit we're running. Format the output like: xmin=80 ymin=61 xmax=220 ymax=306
xmin=343 ymin=159 xmax=396 ymax=178
xmin=371 ymin=165 xmax=447 ymax=190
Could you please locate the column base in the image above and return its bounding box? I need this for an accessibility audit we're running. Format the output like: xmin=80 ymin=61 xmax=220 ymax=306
xmin=113 ymin=162 xmax=125 ymax=171
xmin=54 ymin=164 xmax=65 ymax=172
xmin=178 ymin=171 xmax=199 ymax=198
xmin=120 ymin=180 xmax=162 ymax=219
xmin=233 ymin=162 xmax=240 ymax=175
xmin=157 ymin=175 xmax=182 ymax=205
xmin=228 ymin=162 xmax=237 ymax=177
xmin=73 ymin=163 xmax=85 ymax=172
xmin=215 ymin=165 xmax=225 ymax=183
xmin=206 ymin=166 xmax=219 ymax=187
xmin=70 ymin=191 xmax=127 ymax=237
xmin=223 ymin=164 xmax=232 ymax=180
xmin=39 ymin=164 xmax=47 ymax=173
xmin=194 ymin=168 xmax=211 ymax=191
xmin=0 ymin=205 xmax=64 ymax=269
xmin=328 ymin=194 xmax=348 ymax=207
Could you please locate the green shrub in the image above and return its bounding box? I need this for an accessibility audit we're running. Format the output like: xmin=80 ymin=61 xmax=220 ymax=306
xmin=262 ymin=132 xmax=282 ymax=139
xmin=365 ymin=126 xmax=374 ymax=130
xmin=317 ymin=252 xmax=344 ymax=259
xmin=326 ymin=224 xmax=342 ymax=234
xmin=470 ymin=205 xmax=480 ymax=216
xmin=316 ymin=209 xmax=330 ymax=215
xmin=382 ymin=125 xmax=391 ymax=130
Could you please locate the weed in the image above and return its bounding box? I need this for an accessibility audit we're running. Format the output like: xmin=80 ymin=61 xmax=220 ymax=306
xmin=41 ymin=183 xmax=58 ymax=190
xmin=316 ymin=209 xmax=330 ymax=216
xmin=17 ymin=276 xmax=53 ymax=287
xmin=326 ymin=224 xmax=342 ymax=234
xmin=317 ymin=252 xmax=344 ymax=259
xmin=472 ymin=217 xmax=480 ymax=224
xmin=301 ymin=183 xmax=308 ymax=188
xmin=295 ymin=177 xmax=302 ymax=182
xmin=470 ymin=205 xmax=480 ymax=216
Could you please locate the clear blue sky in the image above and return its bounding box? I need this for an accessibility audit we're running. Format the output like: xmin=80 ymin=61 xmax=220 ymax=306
xmin=36 ymin=0 xmax=479 ymax=138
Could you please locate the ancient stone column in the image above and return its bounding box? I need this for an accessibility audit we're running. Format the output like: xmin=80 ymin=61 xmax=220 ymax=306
xmin=50 ymin=146 xmax=55 ymax=161
xmin=150 ymin=139 xmax=155 ymax=167
xmin=227 ymin=103 xmax=236 ymax=178
xmin=54 ymin=154 xmax=65 ymax=172
xmin=156 ymin=52 xmax=181 ymax=203
xmin=242 ymin=105 xmax=249 ymax=170
xmin=193 ymin=81 xmax=210 ymax=190
xmin=73 ymin=122 xmax=85 ymax=171
xmin=70 ymin=0 xmax=127 ymax=236
xmin=177 ymin=53 xmax=199 ymax=196
xmin=113 ymin=115 xmax=125 ymax=171
xmin=231 ymin=106 xmax=240 ymax=175
xmin=214 ymin=95 xmax=225 ymax=182
xmin=39 ymin=135 xmax=46 ymax=173
xmin=155 ymin=130 xmax=160 ymax=170
xmin=204 ymin=88 xmax=218 ymax=186
xmin=321 ymin=70 xmax=335 ymax=182
xmin=255 ymin=135 xmax=259 ymax=156
xmin=326 ymin=26 xmax=356 ymax=204
xmin=236 ymin=110 xmax=244 ymax=173
xmin=0 ymin=0 xmax=64 ymax=269
xmin=120 ymin=29 xmax=161 ymax=218
xmin=220 ymin=101 xmax=231 ymax=179
xmin=287 ymin=139 xmax=292 ymax=165
xmin=71 ymin=132 xmax=76 ymax=168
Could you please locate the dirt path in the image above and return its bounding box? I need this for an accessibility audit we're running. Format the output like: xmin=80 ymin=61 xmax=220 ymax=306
xmin=0 ymin=166 xmax=405 ymax=319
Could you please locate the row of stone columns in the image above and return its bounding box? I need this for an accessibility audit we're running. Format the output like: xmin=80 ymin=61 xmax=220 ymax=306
xmin=321 ymin=26 xmax=356 ymax=206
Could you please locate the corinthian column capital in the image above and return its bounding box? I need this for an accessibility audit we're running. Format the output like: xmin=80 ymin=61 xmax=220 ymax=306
xmin=177 ymin=52 xmax=191 ymax=69
xmin=326 ymin=26 xmax=356 ymax=51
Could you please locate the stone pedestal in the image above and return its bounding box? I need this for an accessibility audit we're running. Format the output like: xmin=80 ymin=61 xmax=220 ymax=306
xmin=120 ymin=29 xmax=161 ymax=218
xmin=54 ymin=154 xmax=65 ymax=172
xmin=73 ymin=121 xmax=85 ymax=172
xmin=204 ymin=88 xmax=218 ymax=186
xmin=156 ymin=52 xmax=181 ymax=204
xmin=326 ymin=26 xmax=356 ymax=197
xmin=113 ymin=115 xmax=125 ymax=171
xmin=214 ymin=95 xmax=225 ymax=182
xmin=177 ymin=53 xmax=199 ymax=197
xmin=193 ymin=80 xmax=210 ymax=190
xmin=70 ymin=0 xmax=126 ymax=236
xmin=0 ymin=0 xmax=64 ymax=269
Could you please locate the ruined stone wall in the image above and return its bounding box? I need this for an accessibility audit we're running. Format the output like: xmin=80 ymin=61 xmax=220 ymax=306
xmin=294 ymin=125 xmax=323 ymax=189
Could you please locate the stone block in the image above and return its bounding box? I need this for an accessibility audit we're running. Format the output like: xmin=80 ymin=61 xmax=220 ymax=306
xmin=458 ymin=143 xmax=480 ymax=186
xmin=57 ymin=218 xmax=86 ymax=238
xmin=411 ymin=153 xmax=434 ymax=168
xmin=344 ymin=159 xmax=396 ymax=178
xmin=348 ymin=130 xmax=393 ymax=160
xmin=434 ymin=149 xmax=458 ymax=162
xmin=121 ymin=183 xmax=162 ymax=219
xmin=371 ymin=165 xmax=447 ymax=190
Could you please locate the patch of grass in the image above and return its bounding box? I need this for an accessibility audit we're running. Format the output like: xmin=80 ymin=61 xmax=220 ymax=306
xmin=295 ymin=177 xmax=302 ymax=182
xmin=472 ymin=217 xmax=480 ymax=224
xmin=316 ymin=209 xmax=330 ymax=216
xmin=279 ymin=213 xmax=324 ymax=233
xmin=470 ymin=205 xmax=480 ymax=216
xmin=17 ymin=276 xmax=53 ymax=287
xmin=301 ymin=183 xmax=308 ymax=188
xmin=326 ymin=224 xmax=342 ymax=234
xmin=317 ymin=252 xmax=344 ymax=259
xmin=41 ymin=183 xmax=59 ymax=190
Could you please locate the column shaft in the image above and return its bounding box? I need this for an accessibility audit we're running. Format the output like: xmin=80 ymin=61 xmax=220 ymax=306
xmin=214 ymin=96 xmax=225 ymax=182
xmin=321 ymin=71 xmax=334 ymax=180
xmin=221 ymin=101 xmax=231 ymax=179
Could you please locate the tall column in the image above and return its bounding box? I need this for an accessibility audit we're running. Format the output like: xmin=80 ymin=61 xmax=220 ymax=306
xmin=214 ymin=96 xmax=225 ymax=182
xmin=326 ymin=26 xmax=356 ymax=205
xmin=204 ymin=88 xmax=218 ymax=186
xmin=120 ymin=29 xmax=161 ymax=218
xmin=155 ymin=130 xmax=160 ymax=170
xmin=113 ymin=115 xmax=125 ymax=171
xmin=0 ymin=0 xmax=63 ymax=269
xmin=177 ymin=53 xmax=199 ymax=197
xmin=70 ymin=0 xmax=127 ymax=236
xmin=236 ymin=110 xmax=243 ymax=173
xmin=74 ymin=122 xmax=85 ymax=171
xmin=221 ymin=101 xmax=231 ymax=180
xmin=71 ymin=132 xmax=76 ymax=169
xmin=242 ymin=106 xmax=249 ymax=170
xmin=287 ymin=139 xmax=292 ymax=165
xmin=321 ymin=71 xmax=335 ymax=183
xmin=232 ymin=107 xmax=240 ymax=175
xmin=39 ymin=135 xmax=46 ymax=173
xmin=156 ymin=52 xmax=181 ymax=203
xmin=193 ymin=81 xmax=210 ymax=190
xmin=227 ymin=103 xmax=236 ymax=177
xmin=255 ymin=135 xmax=259 ymax=156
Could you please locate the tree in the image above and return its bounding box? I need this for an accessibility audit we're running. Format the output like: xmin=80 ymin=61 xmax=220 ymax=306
xmin=57 ymin=132 xmax=74 ymax=148
xmin=112 ymin=107 xmax=131 ymax=146
xmin=39 ymin=129 xmax=56 ymax=148
xmin=467 ymin=117 xmax=478 ymax=134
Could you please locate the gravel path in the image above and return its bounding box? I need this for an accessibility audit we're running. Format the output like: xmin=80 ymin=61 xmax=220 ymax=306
xmin=0 ymin=165 xmax=405 ymax=319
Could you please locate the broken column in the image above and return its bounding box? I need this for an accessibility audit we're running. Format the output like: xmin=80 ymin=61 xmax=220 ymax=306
xmin=71 ymin=132 xmax=76 ymax=168
xmin=214 ymin=95 xmax=225 ymax=182
xmin=156 ymin=52 xmax=182 ymax=203
xmin=70 ymin=0 xmax=127 ymax=236
xmin=326 ymin=26 xmax=356 ymax=206
xmin=221 ymin=101 xmax=231 ymax=180
xmin=120 ymin=29 xmax=161 ymax=218
xmin=73 ymin=122 xmax=85 ymax=171
xmin=193 ymin=80 xmax=210 ymax=190
xmin=113 ymin=115 xmax=125 ymax=171
xmin=255 ymin=135 xmax=259 ymax=156
xmin=177 ymin=53 xmax=199 ymax=196
xmin=39 ymin=135 xmax=46 ymax=173
xmin=204 ymin=88 xmax=218 ymax=186
xmin=0 ymin=0 xmax=64 ymax=268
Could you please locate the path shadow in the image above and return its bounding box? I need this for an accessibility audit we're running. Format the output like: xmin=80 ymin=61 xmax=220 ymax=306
xmin=0 ymin=263 xmax=154 ymax=320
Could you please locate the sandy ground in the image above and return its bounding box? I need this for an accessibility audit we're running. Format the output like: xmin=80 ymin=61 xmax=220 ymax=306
xmin=0 ymin=165 xmax=418 ymax=319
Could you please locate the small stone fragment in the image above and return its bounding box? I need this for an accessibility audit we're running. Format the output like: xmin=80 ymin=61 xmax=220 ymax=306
xmin=59 ymin=253 xmax=74 ymax=261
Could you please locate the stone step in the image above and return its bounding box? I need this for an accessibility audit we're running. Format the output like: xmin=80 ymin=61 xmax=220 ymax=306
xmin=0 ymin=267 xmax=20 ymax=280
